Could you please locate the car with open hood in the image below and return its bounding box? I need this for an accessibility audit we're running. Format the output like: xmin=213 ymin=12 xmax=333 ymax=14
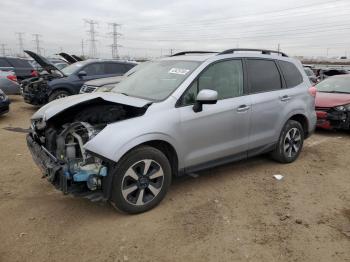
xmin=26 ymin=49 xmax=316 ymax=214
xmin=21 ymin=50 xmax=137 ymax=105
xmin=315 ymin=75 xmax=350 ymax=130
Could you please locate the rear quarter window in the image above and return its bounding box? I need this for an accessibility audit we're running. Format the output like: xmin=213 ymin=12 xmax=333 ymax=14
xmin=246 ymin=59 xmax=282 ymax=93
xmin=278 ymin=61 xmax=303 ymax=88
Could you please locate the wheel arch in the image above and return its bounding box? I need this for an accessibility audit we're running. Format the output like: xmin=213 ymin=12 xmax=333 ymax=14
xmin=115 ymin=135 xmax=181 ymax=177
xmin=48 ymin=86 xmax=74 ymax=97
xmin=289 ymin=113 xmax=309 ymax=138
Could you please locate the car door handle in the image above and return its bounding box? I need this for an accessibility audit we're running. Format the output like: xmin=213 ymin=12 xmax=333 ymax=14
xmin=237 ymin=105 xmax=250 ymax=112
xmin=280 ymin=95 xmax=291 ymax=102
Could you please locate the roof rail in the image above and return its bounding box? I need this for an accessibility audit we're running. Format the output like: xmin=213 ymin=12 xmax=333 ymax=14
xmin=218 ymin=48 xmax=288 ymax=57
xmin=171 ymin=51 xmax=217 ymax=57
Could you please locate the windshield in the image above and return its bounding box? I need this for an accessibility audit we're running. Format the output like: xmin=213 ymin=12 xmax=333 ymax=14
xmin=316 ymin=77 xmax=350 ymax=93
xmin=112 ymin=60 xmax=200 ymax=100
xmin=61 ymin=62 xmax=84 ymax=76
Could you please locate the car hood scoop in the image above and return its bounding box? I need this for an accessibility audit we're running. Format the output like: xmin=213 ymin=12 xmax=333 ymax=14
xmin=32 ymin=92 xmax=152 ymax=121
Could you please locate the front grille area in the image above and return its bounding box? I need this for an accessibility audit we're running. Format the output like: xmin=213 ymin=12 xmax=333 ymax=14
xmin=81 ymin=85 xmax=97 ymax=93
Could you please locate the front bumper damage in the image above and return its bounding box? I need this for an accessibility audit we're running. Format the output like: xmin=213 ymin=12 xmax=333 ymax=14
xmin=22 ymin=90 xmax=48 ymax=105
xmin=27 ymin=133 xmax=113 ymax=200
xmin=316 ymin=109 xmax=350 ymax=130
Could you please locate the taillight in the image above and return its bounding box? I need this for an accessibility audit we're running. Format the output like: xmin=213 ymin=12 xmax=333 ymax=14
xmin=7 ymin=74 xmax=17 ymax=82
xmin=31 ymin=70 xmax=38 ymax=77
xmin=308 ymin=86 xmax=317 ymax=97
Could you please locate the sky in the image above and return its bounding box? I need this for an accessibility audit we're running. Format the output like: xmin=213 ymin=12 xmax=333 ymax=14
xmin=0 ymin=0 xmax=349 ymax=59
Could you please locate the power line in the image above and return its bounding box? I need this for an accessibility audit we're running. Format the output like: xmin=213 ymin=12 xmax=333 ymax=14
xmin=108 ymin=23 xmax=122 ymax=59
xmin=33 ymin=34 xmax=42 ymax=55
xmin=84 ymin=19 xmax=98 ymax=58
xmin=133 ymin=0 xmax=346 ymax=30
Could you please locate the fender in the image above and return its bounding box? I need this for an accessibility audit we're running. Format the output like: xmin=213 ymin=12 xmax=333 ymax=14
xmin=115 ymin=132 xmax=182 ymax=165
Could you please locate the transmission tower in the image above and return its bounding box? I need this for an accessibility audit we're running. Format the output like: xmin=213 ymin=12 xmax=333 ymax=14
xmin=84 ymin=19 xmax=98 ymax=58
xmin=0 ymin=44 xmax=10 ymax=56
xmin=33 ymin=34 xmax=42 ymax=55
xmin=108 ymin=23 xmax=122 ymax=59
xmin=15 ymin=32 xmax=25 ymax=57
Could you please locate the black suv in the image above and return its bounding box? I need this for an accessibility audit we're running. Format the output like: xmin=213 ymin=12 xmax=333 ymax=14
xmin=0 ymin=56 xmax=36 ymax=81
xmin=21 ymin=50 xmax=137 ymax=105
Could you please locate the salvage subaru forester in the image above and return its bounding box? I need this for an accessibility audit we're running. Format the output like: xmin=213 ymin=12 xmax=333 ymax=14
xmin=27 ymin=49 xmax=317 ymax=214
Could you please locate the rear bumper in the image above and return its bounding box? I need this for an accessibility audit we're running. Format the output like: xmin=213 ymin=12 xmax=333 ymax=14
xmin=316 ymin=110 xmax=350 ymax=130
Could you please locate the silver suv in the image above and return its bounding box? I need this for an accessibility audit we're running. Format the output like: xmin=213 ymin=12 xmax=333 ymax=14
xmin=27 ymin=49 xmax=317 ymax=214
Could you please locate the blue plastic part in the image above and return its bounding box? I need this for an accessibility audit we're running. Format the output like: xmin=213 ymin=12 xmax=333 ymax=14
xmin=72 ymin=166 xmax=108 ymax=182
xmin=99 ymin=166 xmax=108 ymax=177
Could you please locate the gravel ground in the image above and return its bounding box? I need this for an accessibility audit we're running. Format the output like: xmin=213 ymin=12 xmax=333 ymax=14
xmin=0 ymin=96 xmax=349 ymax=262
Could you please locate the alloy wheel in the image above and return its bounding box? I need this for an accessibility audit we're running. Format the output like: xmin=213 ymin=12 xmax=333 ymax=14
xmin=283 ymin=127 xmax=301 ymax=158
xmin=121 ymin=159 xmax=164 ymax=206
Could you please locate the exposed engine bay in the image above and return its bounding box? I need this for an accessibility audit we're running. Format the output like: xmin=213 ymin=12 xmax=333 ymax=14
xmin=21 ymin=73 xmax=62 ymax=105
xmin=27 ymin=100 xmax=148 ymax=199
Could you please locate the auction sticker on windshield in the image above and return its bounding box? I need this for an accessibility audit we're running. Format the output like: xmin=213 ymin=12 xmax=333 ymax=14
xmin=168 ymin=68 xmax=190 ymax=75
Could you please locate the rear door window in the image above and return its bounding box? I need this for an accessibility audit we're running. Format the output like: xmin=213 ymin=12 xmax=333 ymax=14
xmin=83 ymin=63 xmax=105 ymax=76
xmin=246 ymin=59 xmax=282 ymax=93
xmin=279 ymin=61 xmax=303 ymax=88
xmin=105 ymin=63 xmax=127 ymax=74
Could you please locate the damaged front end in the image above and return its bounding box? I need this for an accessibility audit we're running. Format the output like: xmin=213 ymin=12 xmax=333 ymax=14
xmin=21 ymin=74 xmax=61 ymax=105
xmin=27 ymin=96 xmax=150 ymax=200
xmin=22 ymin=50 xmax=65 ymax=105
xmin=316 ymin=107 xmax=350 ymax=130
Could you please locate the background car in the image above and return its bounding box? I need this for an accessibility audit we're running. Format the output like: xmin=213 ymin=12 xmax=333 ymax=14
xmin=315 ymin=75 xmax=350 ymax=130
xmin=0 ymin=69 xmax=21 ymax=95
xmin=0 ymin=89 xmax=10 ymax=115
xmin=0 ymin=56 xmax=37 ymax=81
xmin=80 ymin=62 xmax=146 ymax=93
xmin=317 ymin=68 xmax=349 ymax=81
xmin=22 ymin=50 xmax=137 ymax=104
xmin=80 ymin=76 xmax=123 ymax=93
xmin=30 ymin=59 xmax=68 ymax=72
xmin=304 ymin=66 xmax=318 ymax=84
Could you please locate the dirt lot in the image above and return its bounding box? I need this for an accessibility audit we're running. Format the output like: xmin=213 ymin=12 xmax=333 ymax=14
xmin=0 ymin=96 xmax=349 ymax=262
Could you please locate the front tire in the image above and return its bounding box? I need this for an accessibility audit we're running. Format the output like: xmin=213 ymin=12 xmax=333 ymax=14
xmin=271 ymin=120 xmax=304 ymax=163
xmin=110 ymin=146 xmax=172 ymax=214
xmin=48 ymin=90 xmax=70 ymax=102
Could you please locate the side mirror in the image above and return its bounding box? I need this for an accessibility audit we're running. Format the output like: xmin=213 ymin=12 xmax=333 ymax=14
xmin=193 ymin=89 xmax=218 ymax=113
xmin=78 ymin=71 xmax=87 ymax=78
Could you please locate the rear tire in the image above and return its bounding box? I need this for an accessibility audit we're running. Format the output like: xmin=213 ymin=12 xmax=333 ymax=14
xmin=110 ymin=146 xmax=172 ymax=214
xmin=271 ymin=120 xmax=304 ymax=163
xmin=48 ymin=90 xmax=70 ymax=102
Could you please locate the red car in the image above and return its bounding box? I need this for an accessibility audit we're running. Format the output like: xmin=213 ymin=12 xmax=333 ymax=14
xmin=315 ymin=75 xmax=350 ymax=130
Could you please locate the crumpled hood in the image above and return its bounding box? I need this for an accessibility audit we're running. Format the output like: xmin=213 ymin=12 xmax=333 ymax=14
xmin=315 ymin=92 xmax=350 ymax=108
xmin=31 ymin=92 xmax=151 ymax=121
